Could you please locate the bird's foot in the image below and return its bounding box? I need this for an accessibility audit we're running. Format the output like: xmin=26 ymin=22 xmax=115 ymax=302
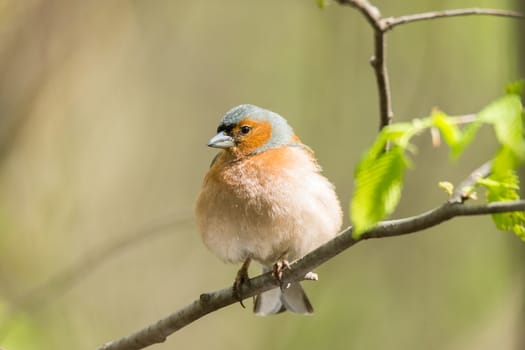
xmin=232 ymin=258 xmax=251 ymax=308
xmin=272 ymin=259 xmax=291 ymax=289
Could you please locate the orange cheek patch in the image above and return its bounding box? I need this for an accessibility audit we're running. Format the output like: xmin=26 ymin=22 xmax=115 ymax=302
xmin=235 ymin=119 xmax=272 ymax=155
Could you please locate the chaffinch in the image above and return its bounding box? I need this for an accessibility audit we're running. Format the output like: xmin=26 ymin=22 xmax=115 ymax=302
xmin=195 ymin=104 xmax=342 ymax=316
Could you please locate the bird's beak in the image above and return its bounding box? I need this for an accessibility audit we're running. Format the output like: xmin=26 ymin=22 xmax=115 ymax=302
xmin=207 ymin=131 xmax=235 ymax=149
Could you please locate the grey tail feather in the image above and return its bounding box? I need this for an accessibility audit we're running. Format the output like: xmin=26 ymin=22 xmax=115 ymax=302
xmin=253 ymin=267 xmax=314 ymax=316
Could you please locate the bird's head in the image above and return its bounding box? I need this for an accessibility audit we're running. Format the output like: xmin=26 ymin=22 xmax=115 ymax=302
xmin=207 ymin=104 xmax=295 ymax=157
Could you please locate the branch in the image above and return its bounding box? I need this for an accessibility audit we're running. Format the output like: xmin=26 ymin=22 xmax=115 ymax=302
xmin=384 ymin=8 xmax=524 ymax=30
xmin=449 ymin=160 xmax=492 ymax=203
xmin=98 ymin=200 xmax=525 ymax=350
xmin=371 ymin=25 xmax=392 ymax=131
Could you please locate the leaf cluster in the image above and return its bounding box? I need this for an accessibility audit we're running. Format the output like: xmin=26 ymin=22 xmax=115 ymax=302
xmin=351 ymin=81 xmax=525 ymax=239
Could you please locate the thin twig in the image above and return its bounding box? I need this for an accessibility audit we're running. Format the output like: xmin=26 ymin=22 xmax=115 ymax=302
xmin=449 ymin=161 xmax=492 ymax=203
xmin=338 ymin=0 xmax=382 ymax=31
xmin=98 ymin=200 xmax=525 ymax=350
xmin=371 ymin=29 xmax=393 ymax=130
xmin=384 ymin=8 xmax=524 ymax=30
xmin=449 ymin=114 xmax=478 ymax=125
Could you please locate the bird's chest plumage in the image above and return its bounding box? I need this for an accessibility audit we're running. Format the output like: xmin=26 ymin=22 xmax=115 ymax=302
xmin=196 ymin=147 xmax=342 ymax=266
xmin=214 ymin=159 xmax=286 ymax=215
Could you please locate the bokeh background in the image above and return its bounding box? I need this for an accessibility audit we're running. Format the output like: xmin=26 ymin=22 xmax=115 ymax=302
xmin=0 ymin=0 xmax=523 ymax=349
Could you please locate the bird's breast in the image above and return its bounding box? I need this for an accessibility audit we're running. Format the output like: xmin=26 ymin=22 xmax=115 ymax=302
xmin=195 ymin=146 xmax=342 ymax=265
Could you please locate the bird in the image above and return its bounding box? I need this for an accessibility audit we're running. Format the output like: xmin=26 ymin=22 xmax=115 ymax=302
xmin=195 ymin=104 xmax=342 ymax=316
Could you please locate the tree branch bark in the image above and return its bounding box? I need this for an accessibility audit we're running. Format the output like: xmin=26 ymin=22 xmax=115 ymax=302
xmin=384 ymin=8 xmax=524 ymax=30
xmin=449 ymin=160 xmax=492 ymax=203
xmin=98 ymin=200 xmax=525 ymax=350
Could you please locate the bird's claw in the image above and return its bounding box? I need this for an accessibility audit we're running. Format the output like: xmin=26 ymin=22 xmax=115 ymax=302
xmin=232 ymin=258 xmax=251 ymax=308
xmin=273 ymin=259 xmax=291 ymax=289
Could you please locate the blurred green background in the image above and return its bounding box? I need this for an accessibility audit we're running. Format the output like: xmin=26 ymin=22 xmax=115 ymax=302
xmin=0 ymin=0 xmax=523 ymax=349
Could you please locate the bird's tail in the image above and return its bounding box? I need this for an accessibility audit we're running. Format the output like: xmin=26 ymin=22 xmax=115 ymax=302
xmin=253 ymin=267 xmax=314 ymax=316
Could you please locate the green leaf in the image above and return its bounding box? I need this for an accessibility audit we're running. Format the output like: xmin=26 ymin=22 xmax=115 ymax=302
xmin=431 ymin=110 xmax=463 ymax=158
xmin=382 ymin=122 xmax=416 ymax=139
xmin=453 ymin=120 xmax=482 ymax=157
xmin=478 ymin=94 xmax=525 ymax=160
xmin=350 ymin=122 xmax=418 ymax=236
xmin=484 ymin=169 xmax=525 ymax=240
xmin=351 ymin=146 xmax=407 ymax=237
xmin=492 ymin=211 xmax=525 ymax=241
xmin=492 ymin=145 xmax=521 ymax=175
xmin=479 ymin=146 xmax=525 ymax=240
xmin=438 ymin=181 xmax=454 ymax=196
xmin=353 ymin=122 xmax=412 ymax=175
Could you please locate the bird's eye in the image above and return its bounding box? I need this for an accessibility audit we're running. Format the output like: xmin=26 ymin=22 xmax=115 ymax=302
xmin=240 ymin=125 xmax=251 ymax=135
